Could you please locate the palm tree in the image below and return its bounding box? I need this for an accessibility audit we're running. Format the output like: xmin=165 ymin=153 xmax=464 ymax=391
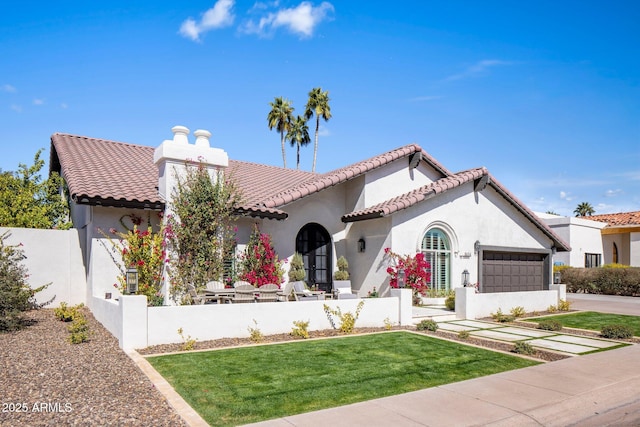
xmin=304 ymin=87 xmax=331 ymax=172
xmin=286 ymin=115 xmax=311 ymax=169
xmin=267 ymin=97 xmax=294 ymax=168
xmin=574 ymin=202 xmax=595 ymax=217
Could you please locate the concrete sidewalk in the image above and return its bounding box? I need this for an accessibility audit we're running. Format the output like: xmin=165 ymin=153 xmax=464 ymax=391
xmin=247 ymin=294 xmax=640 ymax=427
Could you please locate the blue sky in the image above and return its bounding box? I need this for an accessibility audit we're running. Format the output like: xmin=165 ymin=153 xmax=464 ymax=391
xmin=1 ymin=1 xmax=638 ymax=216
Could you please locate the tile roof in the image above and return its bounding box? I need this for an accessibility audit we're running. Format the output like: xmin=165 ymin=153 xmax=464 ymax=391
xmin=342 ymin=167 xmax=489 ymax=221
xmin=586 ymin=211 xmax=640 ymax=226
xmin=49 ymin=132 xmax=569 ymax=251
xmin=50 ymin=133 xmax=164 ymax=209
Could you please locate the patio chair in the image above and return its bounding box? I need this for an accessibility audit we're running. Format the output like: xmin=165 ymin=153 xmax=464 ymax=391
xmin=233 ymin=280 xmax=252 ymax=288
xmin=223 ymin=284 xmax=256 ymax=303
xmin=187 ymin=284 xmax=219 ymax=305
xmin=205 ymin=280 xmax=225 ymax=291
xmin=256 ymin=284 xmax=279 ymax=303
xmin=292 ymin=281 xmax=322 ymax=301
xmin=333 ymin=281 xmax=358 ymax=299
xmin=276 ymin=281 xmax=295 ymax=302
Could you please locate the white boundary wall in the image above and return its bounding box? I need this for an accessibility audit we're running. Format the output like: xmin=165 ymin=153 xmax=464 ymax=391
xmin=0 ymin=227 xmax=86 ymax=307
xmin=91 ymin=289 xmax=413 ymax=350
xmin=455 ymin=284 xmax=566 ymax=319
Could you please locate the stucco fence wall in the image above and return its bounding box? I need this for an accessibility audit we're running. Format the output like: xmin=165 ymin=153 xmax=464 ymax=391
xmin=455 ymin=284 xmax=566 ymax=320
xmin=91 ymin=289 xmax=413 ymax=350
xmin=0 ymin=227 xmax=86 ymax=308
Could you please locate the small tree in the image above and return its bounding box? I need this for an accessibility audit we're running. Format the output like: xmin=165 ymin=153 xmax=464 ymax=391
xmin=288 ymin=252 xmax=306 ymax=282
xmin=0 ymin=150 xmax=71 ymax=229
xmin=166 ymin=163 xmax=241 ymax=303
xmin=240 ymin=226 xmax=284 ymax=287
xmin=0 ymin=231 xmax=50 ymax=331
xmin=334 ymin=256 xmax=350 ymax=280
xmin=385 ymin=248 xmax=431 ymax=305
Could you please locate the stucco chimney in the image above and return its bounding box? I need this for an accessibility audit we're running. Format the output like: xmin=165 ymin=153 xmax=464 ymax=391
xmin=194 ymin=129 xmax=211 ymax=148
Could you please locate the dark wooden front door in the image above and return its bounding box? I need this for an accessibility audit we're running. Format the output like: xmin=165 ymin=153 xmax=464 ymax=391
xmin=296 ymin=223 xmax=332 ymax=292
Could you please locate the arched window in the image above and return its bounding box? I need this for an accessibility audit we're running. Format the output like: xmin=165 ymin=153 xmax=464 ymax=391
xmin=613 ymin=242 xmax=618 ymax=264
xmin=421 ymin=228 xmax=451 ymax=293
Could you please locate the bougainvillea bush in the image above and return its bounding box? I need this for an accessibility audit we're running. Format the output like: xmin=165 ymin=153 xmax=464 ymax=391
xmin=240 ymin=227 xmax=284 ymax=287
xmin=101 ymin=215 xmax=165 ymax=306
xmin=385 ymin=248 xmax=431 ymax=305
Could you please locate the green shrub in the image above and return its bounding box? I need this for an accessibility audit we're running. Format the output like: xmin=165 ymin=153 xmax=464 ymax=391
xmin=288 ymin=253 xmax=307 ymax=282
xmin=547 ymin=304 xmax=558 ymax=313
xmin=561 ymin=266 xmax=640 ymax=296
xmin=601 ymin=324 xmax=633 ymax=339
xmin=323 ymin=301 xmax=364 ymax=333
xmin=67 ymin=311 xmax=90 ymax=344
xmin=510 ymin=306 xmax=526 ymax=318
xmin=537 ymin=319 xmax=563 ymax=331
xmin=444 ymin=292 xmax=455 ymax=311
xmin=512 ymin=341 xmax=535 ymax=355
xmin=491 ymin=308 xmax=514 ymax=323
xmin=458 ymin=330 xmax=470 ymax=339
xmin=291 ymin=320 xmax=310 ymax=339
xmin=248 ymin=319 xmax=263 ymax=343
xmin=416 ymin=319 xmax=439 ymax=332
xmin=0 ymin=232 xmax=51 ymax=332
xmin=558 ymin=299 xmax=571 ymax=311
xmin=177 ymin=327 xmax=197 ymax=351
xmin=54 ymin=302 xmax=84 ymax=322
xmin=333 ymin=256 xmax=350 ymax=281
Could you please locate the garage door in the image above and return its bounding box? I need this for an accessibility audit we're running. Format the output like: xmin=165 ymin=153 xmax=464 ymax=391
xmin=482 ymin=251 xmax=545 ymax=293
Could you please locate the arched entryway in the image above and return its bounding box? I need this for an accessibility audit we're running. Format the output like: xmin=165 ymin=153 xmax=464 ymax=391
xmin=295 ymin=223 xmax=332 ymax=292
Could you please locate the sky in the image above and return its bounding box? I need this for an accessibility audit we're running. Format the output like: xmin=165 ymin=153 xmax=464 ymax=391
xmin=1 ymin=1 xmax=638 ymax=217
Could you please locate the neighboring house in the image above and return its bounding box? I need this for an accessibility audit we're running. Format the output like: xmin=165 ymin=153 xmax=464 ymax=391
xmin=536 ymin=212 xmax=607 ymax=268
xmin=588 ymin=211 xmax=640 ymax=266
xmin=50 ymin=126 xmax=569 ymax=305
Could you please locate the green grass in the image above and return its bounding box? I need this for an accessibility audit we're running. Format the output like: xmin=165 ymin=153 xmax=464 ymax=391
xmin=147 ymin=332 xmax=538 ymax=426
xmin=527 ymin=311 xmax=640 ymax=336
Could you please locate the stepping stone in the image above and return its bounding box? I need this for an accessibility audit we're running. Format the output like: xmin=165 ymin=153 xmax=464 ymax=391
xmin=437 ymin=323 xmax=478 ymax=332
xmin=527 ymin=338 xmax=597 ymax=354
xmin=544 ymin=335 xmax=621 ymax=349
xmin=498 ymin=327 xmax=556 ymax=338
xmin=471 ymin=329 xmax=529 ymax=342
xmin=450 ymin=320 xmax=494 ymax=329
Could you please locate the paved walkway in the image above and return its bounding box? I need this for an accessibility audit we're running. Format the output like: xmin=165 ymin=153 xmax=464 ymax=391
xmin=246 ymin=294 xmax=640 ymax=427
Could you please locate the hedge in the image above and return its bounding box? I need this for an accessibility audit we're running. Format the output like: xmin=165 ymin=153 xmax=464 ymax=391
xmin=561 ymin=266 xmax=640 ymax=296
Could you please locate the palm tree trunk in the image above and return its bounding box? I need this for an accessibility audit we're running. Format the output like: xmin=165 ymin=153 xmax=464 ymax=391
xmin=312 ymin=116 xmax=319 ymax=172
xmin=280 ymin=131 xmax=287 ymax=168
xmin=296 ymin=143 xmax=300 ymax=169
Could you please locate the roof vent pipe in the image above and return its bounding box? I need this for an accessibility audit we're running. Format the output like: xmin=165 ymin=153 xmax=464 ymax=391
xmin=171 ymin=125 xmax=190 ymax=144
xmin=194 ymin=129 xmax=211 ymax=148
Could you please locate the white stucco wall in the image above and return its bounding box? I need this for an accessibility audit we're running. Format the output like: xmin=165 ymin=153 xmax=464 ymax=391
xmin=364 ymin=159 xmax=439 ymax=207
xmin=0 ymin=227 xmax=86 ymax=307
xmin=538 ymin=213 xmax=606 ymax=267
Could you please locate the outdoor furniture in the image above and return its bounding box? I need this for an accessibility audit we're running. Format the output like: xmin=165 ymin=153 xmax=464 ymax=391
xmin=276 ymin=281 xmax=295 ymax=301
xmin=293 ymin=282 xmax=324 ymax=301
xmin=223 ymin=284 xmax=256 ymax=303
xmin=233 ymin=280 xmax=252 ymax=288
xmin=187 ymin=284 xmax=219 ymax=305
xmin=256 ymin=284 xmax=279 ymax=303
xmin=333 ymin=281 xmax=358 ymax=299
xmin=205 ymin=280 xmax=225 ymax=291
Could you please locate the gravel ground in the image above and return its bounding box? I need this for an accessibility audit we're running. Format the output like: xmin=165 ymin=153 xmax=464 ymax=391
xmin=0 ymin=308 xmax=187 ymax=427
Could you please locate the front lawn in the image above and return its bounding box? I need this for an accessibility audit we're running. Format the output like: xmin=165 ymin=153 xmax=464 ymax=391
xmin=527 ymin=311 xmax=640 ymax=336
xmin=147 ymin=331 xmax=538 ymax=426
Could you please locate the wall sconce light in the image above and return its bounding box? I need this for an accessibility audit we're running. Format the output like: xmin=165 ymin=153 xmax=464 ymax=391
xmin=553 ymin=271 xmax=561 ymax=284
xmin=397 ymin=268 xmax=406 ymax=288
xmin=474 ymin=240 xmax=481 ymax=253
xmin=126 ymin=267 xmax=139 ymax=295
xmin=358 ymin=238 xmax=366 ymax=253
xmin=462 ymin=269 xmax=470 ymax=287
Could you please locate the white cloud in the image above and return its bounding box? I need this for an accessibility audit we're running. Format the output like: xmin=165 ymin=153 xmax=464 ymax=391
xmin=559 ymin=191 xmax=575 ymax=201
xmin=179 ymin=0 xmax=235 ymax=42
xmin=10 ymin=104 xmax=22 ymax=113
xmin=2 ymin=84 xmax=17 ymax=93
xmin=241 ymin=1 xmax=334 ymax=38
xmin=33 ymin=99 xmax=44 ymax=105
xmin=604 ymin=189 xmax=622 ymax=197
xmin=443 ymin=59 xmax=515 ymax=82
